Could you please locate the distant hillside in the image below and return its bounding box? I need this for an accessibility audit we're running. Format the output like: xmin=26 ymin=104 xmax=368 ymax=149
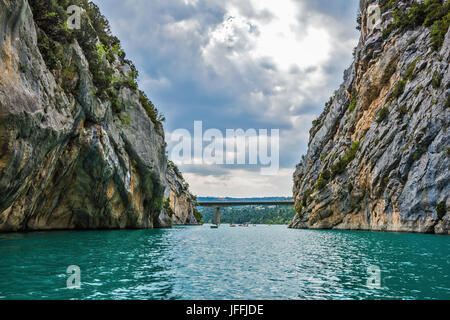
xmin=198 ymin=197 xmax=295 ymax=225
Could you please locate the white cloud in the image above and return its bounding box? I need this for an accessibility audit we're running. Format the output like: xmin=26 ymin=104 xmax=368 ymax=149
xmin=202 ymin=0 xmax=332 ymax=70
xmin=183 ymin=168 xmax=295 ymax=197
xmin=94 ymin=0 xmax=360 ymax=197
xmin=198 ymin=0 xmax=342 ymax=130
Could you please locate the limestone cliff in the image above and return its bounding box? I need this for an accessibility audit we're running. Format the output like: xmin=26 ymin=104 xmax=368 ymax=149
xmin=0 ymin=0 xmax=199 ymax=232
xmin=165 ymin=163 xmax=199 ymax=225
xmin=290 ymin=0 xmax=449 ymax=234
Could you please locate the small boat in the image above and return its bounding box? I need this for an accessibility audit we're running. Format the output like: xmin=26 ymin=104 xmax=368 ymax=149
xmin=210 ymin=225 xmax=219 ymax=229
xmin=230 ymin=224 xmax=236 ymax=227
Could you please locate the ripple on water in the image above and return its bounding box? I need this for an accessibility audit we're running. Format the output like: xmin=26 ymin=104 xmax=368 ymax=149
xmin=0 ymin=226 xmax=449 ymax=300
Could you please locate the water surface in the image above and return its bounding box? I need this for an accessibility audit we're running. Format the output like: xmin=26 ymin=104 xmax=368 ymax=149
xmin=0 ymin=225 xmax=449 ymax=300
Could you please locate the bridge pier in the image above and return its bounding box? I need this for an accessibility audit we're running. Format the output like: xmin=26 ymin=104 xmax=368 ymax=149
xmin=213 ymin=207 xmax=221 ymax=226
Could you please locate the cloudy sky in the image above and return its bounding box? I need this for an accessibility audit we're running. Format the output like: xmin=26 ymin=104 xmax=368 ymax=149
xmin=95 ymin=0 xmax=360 ymax=197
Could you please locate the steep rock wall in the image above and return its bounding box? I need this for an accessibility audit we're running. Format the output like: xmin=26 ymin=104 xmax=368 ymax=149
xmin=290 ymin=0 xmax=449 ymax=234
xmin=0 ymin=0 xmax=198 ymax=231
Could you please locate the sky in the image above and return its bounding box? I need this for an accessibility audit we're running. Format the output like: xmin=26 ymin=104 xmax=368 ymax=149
xmin=94 ymin=0 xmax=360 ymax=198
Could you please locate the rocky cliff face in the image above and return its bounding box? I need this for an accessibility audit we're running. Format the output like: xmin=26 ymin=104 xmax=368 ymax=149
xmin=165 ymin=164 xmax=199 ymax=225
xmin=0 ymin=0 xmax=199 ymax=232
xmin=290 ymin=0 xmax=449 ymax=234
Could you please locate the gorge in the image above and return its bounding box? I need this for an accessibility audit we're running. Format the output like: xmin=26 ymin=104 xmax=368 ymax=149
xmin=0 ymin=0 xmax=449 ymax=235
xmin=0 ymin=0 xmax=449 ymax=302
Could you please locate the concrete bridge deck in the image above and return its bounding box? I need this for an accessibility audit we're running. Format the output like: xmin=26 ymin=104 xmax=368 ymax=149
xmin=198 ymin=200 xmax=295 ymax=207
xmin=197 ymin=200 xmax=295 ymax=225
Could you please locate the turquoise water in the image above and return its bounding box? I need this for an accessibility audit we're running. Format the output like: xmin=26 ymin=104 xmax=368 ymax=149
xmin=0 ymin=225 xmax=449 ymax=300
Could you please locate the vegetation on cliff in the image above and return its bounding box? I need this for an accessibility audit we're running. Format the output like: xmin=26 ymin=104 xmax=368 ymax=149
xmin=193 ymin=209 xmax=204 ymax=224
xmin=382 ymin=0 xmax=450 ymax=50
xmin=29 ymin=0 xmax=163 ymax=124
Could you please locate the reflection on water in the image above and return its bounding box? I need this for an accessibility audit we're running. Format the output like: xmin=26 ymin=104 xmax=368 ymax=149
xmin=0 ymin=225 xmax=449 ymax=300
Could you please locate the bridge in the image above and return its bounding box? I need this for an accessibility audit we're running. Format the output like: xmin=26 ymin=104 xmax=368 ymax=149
xmin=197 ymin=200 xmax=295 ymax=225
